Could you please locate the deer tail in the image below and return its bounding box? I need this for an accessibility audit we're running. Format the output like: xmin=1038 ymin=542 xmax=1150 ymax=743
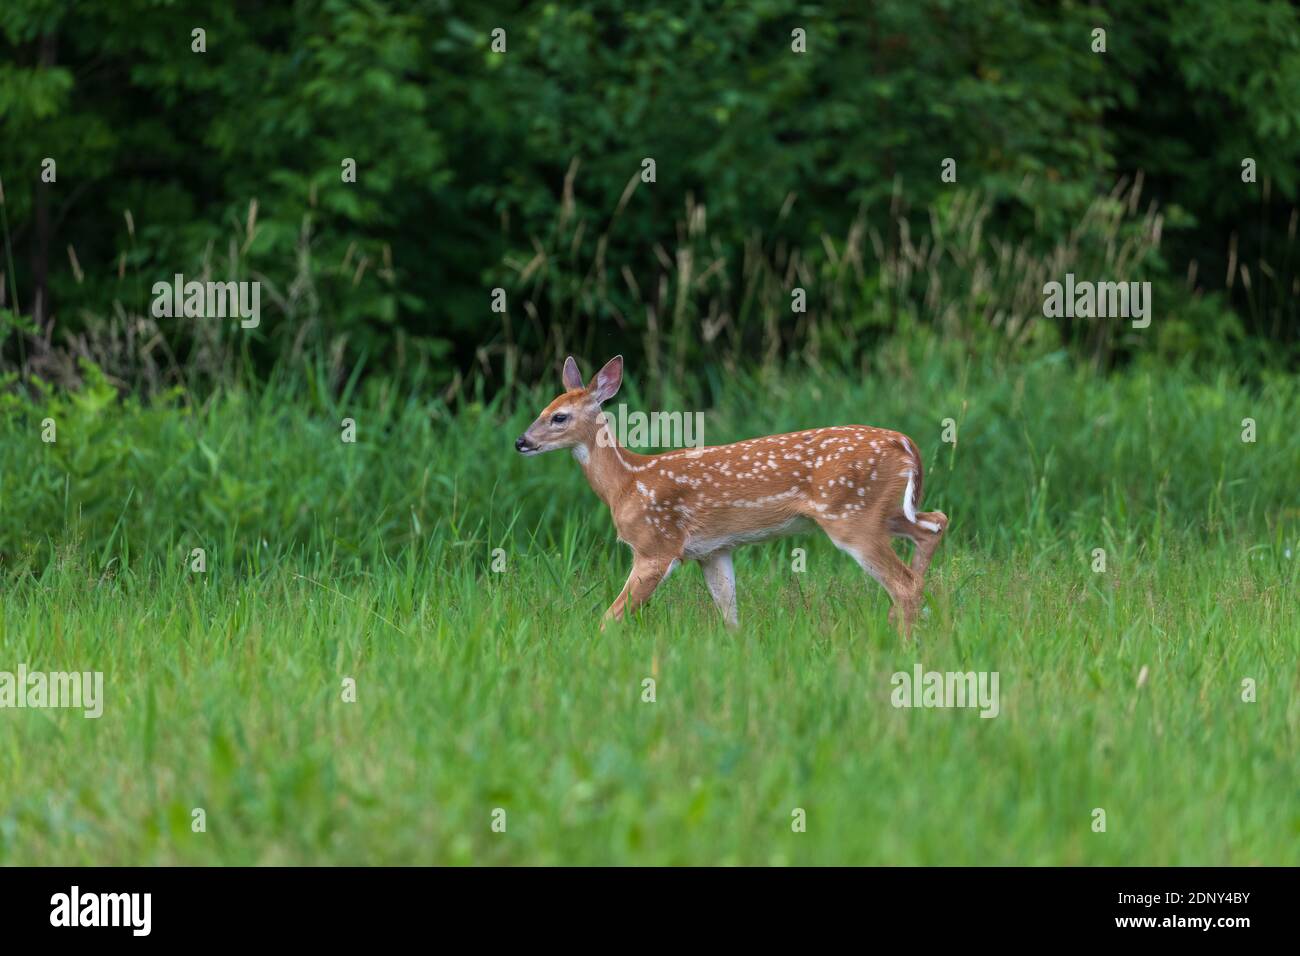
xmin=896 ymin=434 xmax=925 ymax=525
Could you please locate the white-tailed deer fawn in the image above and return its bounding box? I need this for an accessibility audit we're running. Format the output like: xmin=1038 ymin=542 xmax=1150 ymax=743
xmin=516 ymin=355 xmax=947 ymax=637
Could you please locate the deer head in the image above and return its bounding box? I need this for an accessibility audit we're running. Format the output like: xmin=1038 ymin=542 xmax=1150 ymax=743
xmin=515 ymin=355 xmax=622 ymax=456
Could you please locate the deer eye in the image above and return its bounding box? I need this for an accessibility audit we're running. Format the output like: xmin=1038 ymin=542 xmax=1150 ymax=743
xmin=550 ymin=413 xmax=570 ymax=425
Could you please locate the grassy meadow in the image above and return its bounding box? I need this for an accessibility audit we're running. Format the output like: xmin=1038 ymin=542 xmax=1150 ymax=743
xmin=4 ymin=0 xmax=1300 ymax=873
xmin=1 ymin=350 xmax=1297 ymax=865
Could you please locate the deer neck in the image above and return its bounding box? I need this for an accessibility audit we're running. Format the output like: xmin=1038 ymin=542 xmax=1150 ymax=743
xmin=573 ymin=416 xmax=645 ymax=507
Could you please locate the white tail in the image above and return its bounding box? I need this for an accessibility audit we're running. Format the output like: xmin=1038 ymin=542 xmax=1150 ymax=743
xmin=517 ymin=356 xmax=948 ymax=636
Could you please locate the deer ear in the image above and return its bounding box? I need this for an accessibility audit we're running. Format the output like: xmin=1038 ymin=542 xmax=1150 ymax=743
xmin=562 ymin=356 xmax=584 ymax=391
xmin=590 ymin=355 xmax=623 ymax=404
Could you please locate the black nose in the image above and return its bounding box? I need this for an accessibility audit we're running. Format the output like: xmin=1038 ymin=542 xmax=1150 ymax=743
xmin=515 ymin=436 xmax=532 ymax=452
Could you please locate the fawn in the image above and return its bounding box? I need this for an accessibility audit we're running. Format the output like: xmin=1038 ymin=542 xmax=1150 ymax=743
xmin=516 ymin=355 xmax=947 ymax=636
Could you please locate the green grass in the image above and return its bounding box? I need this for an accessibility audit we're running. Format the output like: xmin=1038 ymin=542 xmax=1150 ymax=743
xmin=0 ymin=350 xmax=1296 ymax=864
xmin=0 ymin=532 xmax=1294 ymax=865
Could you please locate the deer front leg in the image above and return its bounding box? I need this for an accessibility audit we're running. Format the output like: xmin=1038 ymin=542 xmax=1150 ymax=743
xmin=601 ymin=554 xmax=678 ymax=630
xmin=700 ymin=551 xmax=739 ymax=628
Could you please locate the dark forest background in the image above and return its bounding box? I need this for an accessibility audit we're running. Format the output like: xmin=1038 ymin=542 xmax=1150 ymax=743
xmin=1 ymin=0 xmax=1298 ymax=405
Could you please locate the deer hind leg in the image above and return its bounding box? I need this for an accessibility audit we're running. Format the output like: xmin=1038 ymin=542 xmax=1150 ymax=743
xmin=601 ymin=553 xmax=679 ymax=630
xmin=818 ymin=517 xmax=919 ymax=638
xmin=699 ymin=551 xmax=738 ymax=628
xmin=887 ymin=510 xmax=948 ymax=580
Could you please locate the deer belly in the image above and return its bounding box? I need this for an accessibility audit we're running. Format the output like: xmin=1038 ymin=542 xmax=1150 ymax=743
xmin=682 ymin=516 xmax=814 ymax=559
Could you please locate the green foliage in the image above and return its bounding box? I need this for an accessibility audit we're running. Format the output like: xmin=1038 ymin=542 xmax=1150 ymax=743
xmin=1 ymin=0 xmax=1298 ymax=387
xmin=1 ymin=350 xmax=1294 ymax=575
xmin=1 ymin=0 xmax=455 ymax=376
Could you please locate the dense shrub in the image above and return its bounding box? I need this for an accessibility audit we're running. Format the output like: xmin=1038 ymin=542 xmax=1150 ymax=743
xmin=2 ymin=0 xmax=1298 ymax=391
xmin=1 ymin=350 xmax=1295 ymax=575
